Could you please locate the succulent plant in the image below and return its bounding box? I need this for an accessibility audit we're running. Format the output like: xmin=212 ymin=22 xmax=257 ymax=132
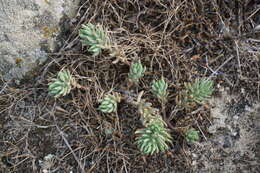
xmin=185 ymin=128 xmax=199 ymax=142
xmin=98 ymin=93 xmax=121 ymax=113
xmin=151 ymin=77 xmax=168 ymax=103
xmin=134 ymin=98 xmax=172 ymax=154
xmin=135 ymin=121 xmax=172 ymax=155
xmin=48 ymin=69 xmax=74 ymax=98
xmin=79 ymin=23 xmax=111 ymax=56
xmin=128 ymin=60 xmax=146 ymax=84
xmin=181 ymin=78 xmax=213 ymax=106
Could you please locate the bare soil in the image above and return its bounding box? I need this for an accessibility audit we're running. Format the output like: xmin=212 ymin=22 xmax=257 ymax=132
xmin=0 ymin=0 xmax=259 ymax=172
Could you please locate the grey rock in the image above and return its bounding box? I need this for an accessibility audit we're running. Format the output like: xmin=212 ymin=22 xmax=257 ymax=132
xmin=0 ymin=0 xmax=80 ymax=81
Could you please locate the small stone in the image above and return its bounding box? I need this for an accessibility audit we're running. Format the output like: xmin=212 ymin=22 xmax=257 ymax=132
xmin=192 ymin=153 xmax=198 ymax=158
xmin=241 ymin=88 xmax=245 ymax=94
xmin=192 ymin=160 xmax=197 ymax=166
xmin=245 ymin=105 xmax=252 ymax=112
xmin=231 ymin=131 xmax=238 ymax=136
xmin=233 ymin=115 xmax=239 ymax=120
xmin=208 ymin=125 xmax=217 ymax=134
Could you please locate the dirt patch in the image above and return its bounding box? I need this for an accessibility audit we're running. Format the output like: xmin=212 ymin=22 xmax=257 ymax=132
xmin=190 ymin=87 xmax=259 ymax=172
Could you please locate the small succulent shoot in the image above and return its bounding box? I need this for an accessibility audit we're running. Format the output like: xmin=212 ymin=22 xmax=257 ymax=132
xmin=48 ymin=69 xmax=75 ymax=98
xmin=151 ymin=77 xmax=168 ymax=103
xmin=185 ymin=128 xmax=199 ymax=142
xmin=98 ymin=93 xmax=121 ymax=113
xmin=79 ymin=23 xmax=111 ymax=56
xmin=135 ymin=121 xmax=172 ymax=155
xmin=180 ymin=78 xmax=213 ymax=106
xmin=128 ymin=60 xmax=146 ymax=84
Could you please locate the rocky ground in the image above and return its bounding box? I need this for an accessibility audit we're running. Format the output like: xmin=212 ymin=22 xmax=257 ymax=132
xmin=0 ymin=0 xmax=259 ymax=172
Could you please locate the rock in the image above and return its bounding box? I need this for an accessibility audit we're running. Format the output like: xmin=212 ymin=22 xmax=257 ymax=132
xmin=0 ymin=0 xmax=80 ymax=81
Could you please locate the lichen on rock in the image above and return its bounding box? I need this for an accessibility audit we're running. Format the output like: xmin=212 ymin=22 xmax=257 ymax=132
xmin=0 ymin=0 xmax=80 ymax=82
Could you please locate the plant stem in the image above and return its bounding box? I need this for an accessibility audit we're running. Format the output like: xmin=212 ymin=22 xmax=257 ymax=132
xmin=161 ymin=102 xmax=166 ymax=121
xmin=160 ymin=101 xmax=175 ymax=130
